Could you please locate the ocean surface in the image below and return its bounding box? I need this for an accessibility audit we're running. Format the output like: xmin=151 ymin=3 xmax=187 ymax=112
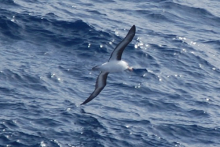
xmin=1 ymin=0 xmax=220 ymax=146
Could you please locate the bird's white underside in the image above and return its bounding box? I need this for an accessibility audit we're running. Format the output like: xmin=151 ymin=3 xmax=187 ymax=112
xmin=95 ymin=60 xmax=129 ymax=72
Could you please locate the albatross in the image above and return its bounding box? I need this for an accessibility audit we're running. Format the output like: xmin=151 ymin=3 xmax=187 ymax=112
xmin=81 ymin=25 xmax=136 ymax=105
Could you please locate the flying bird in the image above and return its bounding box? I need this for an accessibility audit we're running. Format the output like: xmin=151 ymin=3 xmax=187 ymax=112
xmin=81 ymin=25 xmax=136 ymax=105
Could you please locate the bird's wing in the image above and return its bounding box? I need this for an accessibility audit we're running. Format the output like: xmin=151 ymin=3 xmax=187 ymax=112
xmin=81 ymin=72 xmax=109 ymax=105
xmin=109 ymin=25 xmax=136 ymax=61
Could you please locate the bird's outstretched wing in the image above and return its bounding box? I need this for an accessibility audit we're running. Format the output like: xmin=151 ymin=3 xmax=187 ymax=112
xmin=109 ymin=25 xmax=136 ymax=61
xmin=81 ymin=72 xmax=109 ymax=105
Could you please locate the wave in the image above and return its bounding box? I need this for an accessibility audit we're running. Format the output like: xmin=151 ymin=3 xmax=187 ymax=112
xmin=0 ymin=69 xmax=49 ymax=92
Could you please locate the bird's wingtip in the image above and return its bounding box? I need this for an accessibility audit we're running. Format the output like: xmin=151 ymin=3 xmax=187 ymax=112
xmin=130 ymin=25 xmax=136 ymax=33
xmin=80 ymin=101 xmax=87 ymax=105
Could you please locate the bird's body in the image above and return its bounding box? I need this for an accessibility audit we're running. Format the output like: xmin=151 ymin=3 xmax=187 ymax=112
xmin=92 ymin=60 xmax=129 ymax=72
xmin=81 ymin=25 xmax=136 ymax=105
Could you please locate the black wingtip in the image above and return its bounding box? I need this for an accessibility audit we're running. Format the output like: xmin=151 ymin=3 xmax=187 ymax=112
xmin=131 ymin=25 xmax=136 ymax=32
xmin=81 ymin=97 xmax=93 ymax=105
xmin=126 ymin=25 xmax=136 ymax=38
xmin=81 ymin=100 xmax=88 ymax=105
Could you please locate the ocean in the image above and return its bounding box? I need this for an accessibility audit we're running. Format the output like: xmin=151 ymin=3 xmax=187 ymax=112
xmin=0 ymin=0 xmax=220 ymax=146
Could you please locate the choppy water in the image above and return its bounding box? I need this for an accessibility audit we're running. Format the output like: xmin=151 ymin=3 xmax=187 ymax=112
xmin=1 ymin=0 xmax=220 ymax=146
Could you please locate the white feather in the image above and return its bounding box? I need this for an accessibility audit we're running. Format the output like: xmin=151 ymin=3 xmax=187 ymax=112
xmin=94 ymin=60 xmax=129 ymax=72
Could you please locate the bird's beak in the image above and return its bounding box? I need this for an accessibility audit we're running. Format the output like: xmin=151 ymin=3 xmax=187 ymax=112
xmin=128 ymin=67 xmax=133 ymax=71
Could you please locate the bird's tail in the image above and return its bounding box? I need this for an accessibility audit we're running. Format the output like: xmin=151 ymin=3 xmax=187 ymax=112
xmin=92 ymin=65 xmax=100 ymax=71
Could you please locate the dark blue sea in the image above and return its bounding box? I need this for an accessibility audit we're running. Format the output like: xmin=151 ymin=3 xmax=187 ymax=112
xmin=1 ymin=0 xmax=220 ymax=146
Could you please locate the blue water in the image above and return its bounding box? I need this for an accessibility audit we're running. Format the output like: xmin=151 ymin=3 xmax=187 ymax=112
xmin=1 ymin=0 xmax=220 ymax=146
